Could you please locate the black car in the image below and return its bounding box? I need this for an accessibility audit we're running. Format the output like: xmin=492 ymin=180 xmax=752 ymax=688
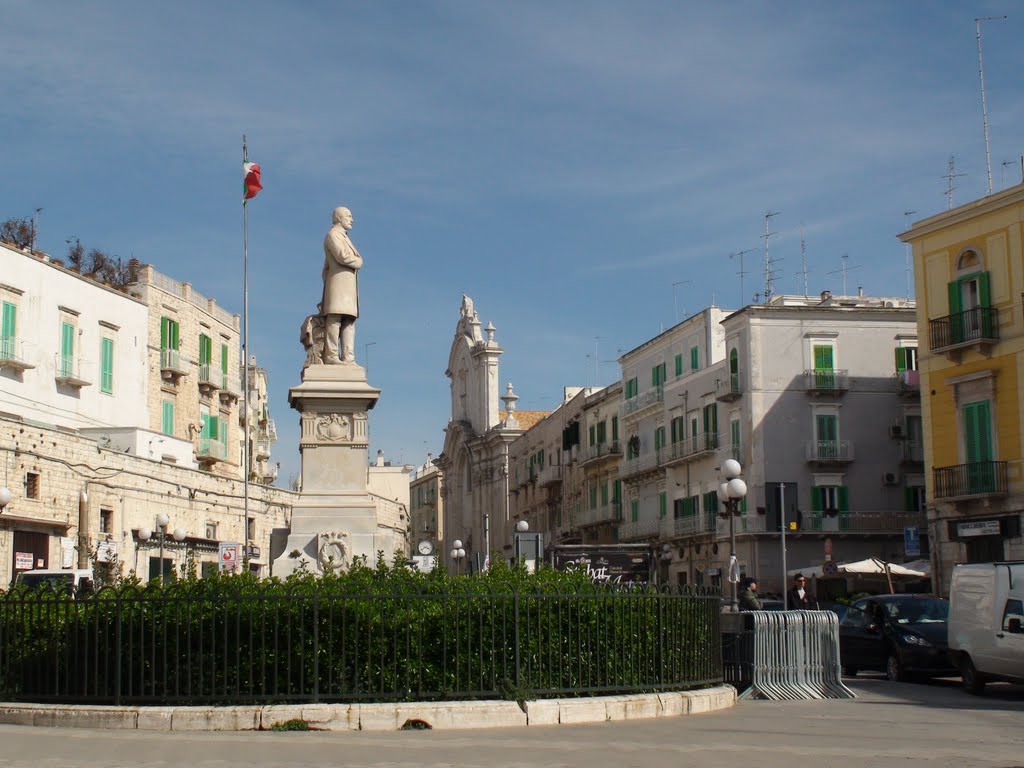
xmin=838 ymin=595 xmax=955 ymax=681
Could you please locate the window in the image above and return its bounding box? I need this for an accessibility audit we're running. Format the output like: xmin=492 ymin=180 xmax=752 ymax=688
xmin=904 ymin=486 xmax=926 ymax=512
xmin=690 ymin=346 xmax=699 ymax=371
xmin=895 ymin=347 xmax=918 ymax=372
xmin=589 ymin=424 xmax=596 ymax=447
xmin=625 ymin=377 xmax=638 ymax=399
xmin=670 ymin=415 xmax=685 ymax=444
xmin=1 ymin=301 xmax=16 ymax=357
xmin=221 ymin=342 xmax=229 ymax=376
xmin=247 ymin=517 xmax=256 ymax=542
xmin=811 ymin=485 xmax=848 ymax=513
xmin=199 ymin=333 xmax=213 ymax=379
xmin=611 ymin=416 xmax=618 ymax=442
xmin=815 ymin=413 xmax=838 ymax=458
xmin=962 ymin=400 xmax=996 ymax=493
xmin=99 ymin=508 xmax=113 ymax=534
xmin=161 ymin=400 xmax=175 ymax=436
xmin=674 ymin=496 xmax=698 ymax=518
xmin=160 ymin=317 xmax=180 ymax=350
xmin=60 ymin=321 xmax=75 ymax=376
xmin=654 ymin=426 xmax=666 ymax=451
xmin=600 ymin=481 xmax=609 ymax=506
xmin=659 ymin=492 xmax=667 ymax=519
xmin=947 ymin=267 xmax=992 ymax=342
xmin=651 ymin=362 xmax=666 ymax=387
xmin=703 ymin=403 xmax=718 ymax=448
xmin=596 ymin=420 xmax=607 ymax=445
xmin=100 ymin=337 xmax=114 ymax=394
xmin=703 ymin=491 xmax=719 ymax=514
xmin=675 ymin=353 xmax=683 ymax=377
xmin=613 ymin=480 xmax=621 ymax=504
xmin=25 ymin=472 xmax=40 ymax=499
xmin=1002 ymin=599 xmax=1023 ymax=632
xmin=630 ymin=499 xmax=639 ymax=522
xmin=590 ymin=485 xmax=598 ymax=509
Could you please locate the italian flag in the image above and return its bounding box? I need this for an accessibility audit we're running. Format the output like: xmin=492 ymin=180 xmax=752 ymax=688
xmin=243 ymin=162 xmax=263 ymax=200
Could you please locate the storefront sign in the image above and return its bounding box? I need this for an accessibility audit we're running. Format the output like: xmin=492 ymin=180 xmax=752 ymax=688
xmin=14 ymin=552 xmax=34 ymax=571
xmin=550 ymin=546 xmax=653 ymax=584
xmin=218 ymin=542 xmax=239 ymax=573
xmin=957 ymin=520 xmax=1001 ymax=538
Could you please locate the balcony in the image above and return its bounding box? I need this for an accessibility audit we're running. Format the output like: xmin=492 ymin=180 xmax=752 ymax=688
xmin=933 ymin=461 xmax=1007 ymax=501
xmin=579 ymin=501 xmax=622 ymax=527
xmin=579 ymin=441 xmax=622 ymax=467
xmin=160 ymin=348 xmax=190 ymax=381
xmin=716 ymin=513 xmax=768 ymax=537
xmin=255 ymin=437 xmax=271 ymax=460
xmin=198 ymin=363 xmax=220 ymax=395
xmin=537 ymin=465 xmax=562 ymax=487
xmin=895 ymin=370 xmax=920 ymax=397
xmin=619 ymin=451 xmax=663 ymax=481
xmin=623 ymin=385 xmax=663 ymax=418
xmin=197 ymin=438 xmax=227 ymax=464
xmin=661 ymin=433 xmax=720 ymax=468
xmin=617 ymin=518 xmax=660 ymax=541
xmin=803 ymin=369 xmax=849 ymax=396
xmin=264 ymin=419 xmax=278 ymax=441
xmin=929 ymin=307 xmax=999 ymax=354
xmin=800 ymin=510 xmax=927 ymax=534
xmin=805 ymin=439 xmax=854 ymax=464
xmin=0 ymin=336 xmax=35 ymax=371
xmin=673 ymin=512 xmax=718 ymax=537
xmin=721 ymin=442 xmax=742 ymax=463
xmin=715 ymin=373 xmax=742 ymax=402
xmin=53 ymin=354 xmax=91 ymax=388
xmin=901 ymin=440 xmax=924 ymax=465
xmin=219 ymin=374 xmax=242 ymax=403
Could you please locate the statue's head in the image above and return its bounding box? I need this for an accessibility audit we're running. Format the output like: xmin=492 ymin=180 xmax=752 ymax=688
xmin=332 ymin=206 xmax=353 ymax=229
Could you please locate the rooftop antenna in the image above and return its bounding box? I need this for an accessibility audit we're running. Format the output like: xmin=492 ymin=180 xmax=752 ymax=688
xmin=976 ymin=15 xmax=1007 ymax=196
xmin=728 ymin=248 xmax=755 ymax=308
xmin=29 ymin=208 xmax=42 ymax=253
xmin=762 ymin=211 xmax=780 ymax=303
xmin=1001 ymin=160 xmax=1015 ymax=190
xmin=799 ymin=225 xmax=808 ymax=296
xmin=828 ymin=254 xmax=861 ymax=296
xmin=903 ymin=210 xmax=916 ymax=300
xmin=943 ymin=155 xmax=967 ymax=210
xmin=672 ymin=280 xmax=691 ymax=322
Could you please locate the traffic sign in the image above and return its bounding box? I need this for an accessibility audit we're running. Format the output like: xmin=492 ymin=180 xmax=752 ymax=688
xmin=822 ymin=560 xmax=839 ymax=577
xmin=904 ymin=526 xmax=921 ymax=558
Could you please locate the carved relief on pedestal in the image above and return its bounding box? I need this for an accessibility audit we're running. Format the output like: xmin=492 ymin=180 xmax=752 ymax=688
xmin=315 ymin=413 xmax=352 ymax=442
xmin=318 ymin=531 xmax=349 ymax=571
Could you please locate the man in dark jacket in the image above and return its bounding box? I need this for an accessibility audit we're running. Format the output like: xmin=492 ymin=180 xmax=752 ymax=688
xmin=786 ymin=573 xmax=815 ymax=609
xmin=737 ymin=577 xmax=762 ymax=610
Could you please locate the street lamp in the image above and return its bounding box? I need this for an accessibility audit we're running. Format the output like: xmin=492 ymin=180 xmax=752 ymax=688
xmin=450 ymin=539 xmax=466 ymax=575
xmin=717 ymin=459 xmax=748 ymax=612
xmin=0 ymin=486 xmax=11 ymax=510
xmin=513 ymin=519 xmax=543 ymax=572
xmin=138 ymin=513 xmax=186 ymax=585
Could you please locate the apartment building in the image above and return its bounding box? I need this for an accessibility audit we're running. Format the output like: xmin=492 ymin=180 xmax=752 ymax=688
xmin=575 ymin=383 xmax=623 ymax=545
xmin=900 ymin=185 xmax=1024 ymax=594
xmin=0 ymin=241 xmax=290 ymax=585
xmin=410 ymin=456 xmax=444 ymax=559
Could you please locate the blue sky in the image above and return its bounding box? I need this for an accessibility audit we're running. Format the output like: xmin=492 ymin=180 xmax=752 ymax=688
xmin=3 ymin=1 xmax=1023 ymax=486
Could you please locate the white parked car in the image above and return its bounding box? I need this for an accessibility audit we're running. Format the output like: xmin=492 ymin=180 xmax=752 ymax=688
xmin=948 ymin=561 xmax=1024 ymax=694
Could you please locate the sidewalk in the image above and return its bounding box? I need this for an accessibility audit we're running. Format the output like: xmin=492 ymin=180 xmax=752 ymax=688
xmin=0 ymin=678 xmax=1019 ymax=768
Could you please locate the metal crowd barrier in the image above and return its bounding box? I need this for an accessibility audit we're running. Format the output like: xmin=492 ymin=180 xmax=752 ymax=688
xmin=722 ymin=610 xmax=855 ymax=700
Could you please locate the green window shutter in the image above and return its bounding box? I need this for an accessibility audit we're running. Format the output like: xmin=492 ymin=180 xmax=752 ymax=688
xmin=729 ymin=348 xmax=738 ymax=375
xmin=200 ymin=412 xmax=211 ymax=439
xmin=670 ymin=418 xmax=678 ymax=444
xmin=659 ymin=492 xmax=667 ymax=518
xmin=209 ymin=415 xmax=219 ymax=441
xmin=589 ymin=425 xmax=596 ymax=446
xmin=1 ymin=301 xmax=15 ymax=339
xmin=816 ymin=414 xmax=837 ymax=442
xmin=977 ymin=271 xmax=990 ymax=307
xmin=838 ymin=486 xmax=849 ymax=512
xmin=613 ymin=480 xmax=621 ymax=502
xmin=161 ymin=318 xmax=180 ymax=351
xmin=161 ymin=401 xmax=174 ymax=435
xmin=963 ymin=401 xmax=992 ymax=463
xmin=199 ymin=334 xmax=212 ymax=365
xmin=601 ymin=482 xmax=609 ymax=505
xmin=903 ymin=486 xmax=914 ymax=512
xmin=895 ymin=347 xmax=907 ymax=372
xmin=947 ymin=280 xmax=962 ymax=315
xmin=597 ymin=421 xmax=606 ymax=444
xmin=690 ymin=346 xmax=698 ymax=370
xmin=675 ymin=354 xmax=683 ymax=376
xmin=100 ymin=337 xmax=113 ymax=393
xmin=611 ymin=416 xmax=618 ymax=442
xmin=811 ymin=486 xmax=823 ymax=512
xmin=221 ymin=343 xmax=228 ymax=374
xmin=172 ymin=321 xmax=179 ymax=350
xmin=160 ymin=317 xmax=168 ymax=350
xmin=631 ymin=500 xmax=639 ymax=522
xmin=813 ymin=345 xmax=833 ymax=371
xmin=590 ymin=486 xmax=597 ymax=509
xmin=61 ymin=322 xmax=74 ymax=358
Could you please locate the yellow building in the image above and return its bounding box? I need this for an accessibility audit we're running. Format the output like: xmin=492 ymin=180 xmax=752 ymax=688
xmin=901 ymin=185 xmax=1024 ymax=594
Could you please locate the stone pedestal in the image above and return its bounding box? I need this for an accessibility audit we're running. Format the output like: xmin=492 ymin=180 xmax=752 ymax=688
xmin=271 ymin=363 xmax=382 ymax=578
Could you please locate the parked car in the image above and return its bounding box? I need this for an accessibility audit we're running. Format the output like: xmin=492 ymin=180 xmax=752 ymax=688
xmin=838 ymin=594 xmax=954 ymax=681
xmin=13 ymin=568 xmax=94 ymax=596
xmin=948 ymin=561 xmax=1024 ymax=694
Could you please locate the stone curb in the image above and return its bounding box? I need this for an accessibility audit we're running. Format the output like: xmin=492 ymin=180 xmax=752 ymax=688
xmin=0 ymin=686 xmax=735 ymax=731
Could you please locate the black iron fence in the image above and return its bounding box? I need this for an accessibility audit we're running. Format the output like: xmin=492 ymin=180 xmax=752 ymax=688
xmin=0 ymin=583 xmax=721 ymax=705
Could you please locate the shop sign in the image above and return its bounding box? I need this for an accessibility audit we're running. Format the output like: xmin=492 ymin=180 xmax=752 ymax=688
xmin=14 ymin=552 xmax=34 ymax=571
xmin=957 ymin=520 xmax=1001 ymax=538
xmin=218 ymin=542 xmax=239 ymax=573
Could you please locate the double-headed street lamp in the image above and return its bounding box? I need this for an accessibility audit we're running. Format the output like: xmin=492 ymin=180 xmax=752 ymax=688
xmin=138 ymin=513 xmax=186 ymax=585
xmin=450 ymin=539 xmax=466 ymax=575
xmin=717 ymin=459 xmax=748 ymax=612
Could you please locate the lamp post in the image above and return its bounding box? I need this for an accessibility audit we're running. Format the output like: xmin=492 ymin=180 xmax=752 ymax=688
xmin=450 ymin=539 xmax=466 ymax=575
xmin=138 ymin=513 xmax=186 ymax=585
xmin=717 ymin=459 xmax=748 ymax=612
xmin=0 ymin=486 xmax=11 ymax=510
xmin=514 ymin=519 xmax=543 ymax=572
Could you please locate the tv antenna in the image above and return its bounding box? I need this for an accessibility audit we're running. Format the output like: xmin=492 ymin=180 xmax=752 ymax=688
xmin=728 ymin=248 xmax=755 ymax=308
xmin=828 ymin=254 xmax=861 ymax=296
xmin=762 ymin=211 xmax=780 ymax=303
xmin=976 ymin=15 xmax=1007 ymax=195
xmin=672 ymin=280 xmax=691 ymax=322
xmin=943 ymin=155 xmax=967 ymax=210
xmin=798 ymin=225 xmax=809 ymax=296
xmin=903 ymin=210 xmax=916 ymax=300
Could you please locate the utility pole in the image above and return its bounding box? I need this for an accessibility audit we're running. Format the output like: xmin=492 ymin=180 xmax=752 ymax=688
xmin=903 ymin=210 xmax=917 ymax=300
xmin=762 ymin=211 xmax=780 ymax=304
xmin=728 ymin=249 xmax=755 ymax=307
xmin=976 ymin=15 xmax=1007 ymax=196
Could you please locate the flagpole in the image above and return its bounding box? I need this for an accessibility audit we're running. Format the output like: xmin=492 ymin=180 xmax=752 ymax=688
xmin=242 ymin=135 xmax=251 ymax=568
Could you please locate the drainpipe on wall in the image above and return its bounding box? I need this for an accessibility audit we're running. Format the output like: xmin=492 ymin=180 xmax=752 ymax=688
xmin=77 ymin=487 xmax=89 ymax=569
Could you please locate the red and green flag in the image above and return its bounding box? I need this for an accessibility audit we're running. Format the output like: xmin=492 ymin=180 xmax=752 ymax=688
xmin=243 ymin=161 xmax=262 ymax=200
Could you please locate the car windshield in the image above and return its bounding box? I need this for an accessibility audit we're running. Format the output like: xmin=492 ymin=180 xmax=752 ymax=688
xmin=884 ymin=598 xmax=948 ymax=624
xmin=17 ymin=574 xmax=74 ymax=593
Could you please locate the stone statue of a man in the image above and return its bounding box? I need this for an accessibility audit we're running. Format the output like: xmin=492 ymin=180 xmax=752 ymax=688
xmin=321 ymin=206 xmax=362 ymax=364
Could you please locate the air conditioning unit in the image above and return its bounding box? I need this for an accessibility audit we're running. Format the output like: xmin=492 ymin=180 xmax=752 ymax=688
xmin=889 ymin=424 xmax=905 ymax=439
xmin=882 ymin=471 xmax=899 ymax=486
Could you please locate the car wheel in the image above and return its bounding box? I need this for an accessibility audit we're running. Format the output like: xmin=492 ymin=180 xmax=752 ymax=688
xmin=842 ymin=665 xmax=858 ymax=677
xmin=886 ymin=653 xmax=907 ymax=682
xmin=961 ymin=655 xmax=986 ymax=695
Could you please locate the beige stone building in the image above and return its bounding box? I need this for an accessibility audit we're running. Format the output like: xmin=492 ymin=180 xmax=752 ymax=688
xmin=410 ymin=456 xmax=443 ymax=561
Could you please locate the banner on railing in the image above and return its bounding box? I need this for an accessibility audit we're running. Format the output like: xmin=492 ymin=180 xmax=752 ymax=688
xmin=550 ymin=545 xmax=654 ymax=584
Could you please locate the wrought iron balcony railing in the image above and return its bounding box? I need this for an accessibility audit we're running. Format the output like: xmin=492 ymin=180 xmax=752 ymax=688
xmin=54 ymin=354 xmax=91 ymax=387
xmin=0 ymin=336 xmax=34 ymax=370
xmin=929 ymin=306 xmax=999 ymax=352
xmin=160 ymin=348 xmax=190 ymax=377
xmin=803 ymin=369 xmax=849 ymax=393
xmin=933 ymin=461 xmax=1007 ymax=500
xmin=579 ymin=441 xmax=622 ymax=466
xmin=805 ymin=439 xmax=854 ymax=463
xmin=623 ymin=385 xmax=663 ymax=417
xmin=197 ymin=438 xmax=227 ymax=462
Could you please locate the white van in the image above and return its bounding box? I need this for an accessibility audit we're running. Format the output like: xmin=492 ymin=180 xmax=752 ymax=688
xmin=948 ymin=561 xmax=1024 ymax=694
xmin=14 ymin=568 xmax=95 ymax=596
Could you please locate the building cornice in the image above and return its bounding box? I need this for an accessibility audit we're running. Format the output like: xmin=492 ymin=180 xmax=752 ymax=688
xmin=899 ymin=183 xmax=1024 ymax=241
